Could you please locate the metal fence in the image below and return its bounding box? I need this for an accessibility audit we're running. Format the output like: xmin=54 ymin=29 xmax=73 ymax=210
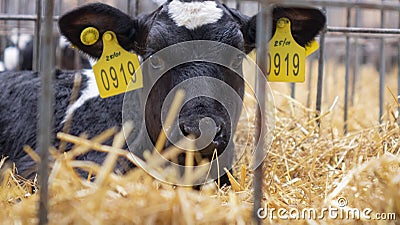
xmin=0 ymin=0 xmax=399 ymax=224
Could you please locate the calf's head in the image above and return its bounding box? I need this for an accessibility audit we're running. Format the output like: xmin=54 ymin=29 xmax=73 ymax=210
xmin=59 ymin=1 xmax=325 ymax=179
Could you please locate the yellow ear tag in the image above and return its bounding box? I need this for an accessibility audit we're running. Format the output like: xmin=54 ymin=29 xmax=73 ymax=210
xmin=92 ymin=31 xmax=143 ymax=98
xmin=267 ymin=18 xmax=306 ymax=82
xmin=305 ymin=39 xmax=319 ymax=57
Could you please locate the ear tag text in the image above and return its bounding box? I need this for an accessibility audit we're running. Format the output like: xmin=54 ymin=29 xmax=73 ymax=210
xmin=92 ymin=31 xmax=143 ymax=98
xmin=267 ymin=18 xmax=308 ymax=82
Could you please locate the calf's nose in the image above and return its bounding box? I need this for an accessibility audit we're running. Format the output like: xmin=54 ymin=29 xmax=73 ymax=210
xmin=179 ymin=117 xmax=226 ymax=151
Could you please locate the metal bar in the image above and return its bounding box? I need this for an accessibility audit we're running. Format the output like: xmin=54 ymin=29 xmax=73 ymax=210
xmin=344 ymin=7 xmax=351 ymax=134
xmin=327 ymin=26 xmax=400 ymax=35
xmin=33 ymin=0 xmax=42 ymax=72
xmin=315 ymin=8 xmax=326 ymax=126
xmin=379 ymin=1 xmax=386 ymax=123
xmin=290 ymin=83 xmax=296 ymax=99
xmin=253 ymin=1 xmax=272 ymax=224
xmin=236 ymin=0 xmax=241 ymax=10
xmin=351 ymin=4 xmax=362 ymax=107
xmin=127 ymin=0 xmax=132 ymax=16
xmin=37 ymin=0 xmax=55 ymax=224
xmin=16 ymin=0 xmax=21 ymax=71
xmin=323 ymin=51 xmax=330 ymax=112
xmin=327 ymin=32 xmax=400 ymax=38
xmin=0 ymin=0 xmax=8 ymax=61
xmin=135 ymin=0 xmax=140 ymax=17
xmin=306 ymin=58 xmax=313 ymax=108
xmin=268 ymin=0 xmax=400 ymax=11
xmin=323 ymin=38 xmax=398 ymax=44
xmin=0 ymin=14 xmax=58 ymax=21
xmin=0 ymin=1 xmax=4 ymax=12
xmin=58 ymin=0 xmax=63 ymax=16
xmin=55 ymin=0 xmax=63 ymax=69
xmin=398 ymin=0 xmax=400 ymax=125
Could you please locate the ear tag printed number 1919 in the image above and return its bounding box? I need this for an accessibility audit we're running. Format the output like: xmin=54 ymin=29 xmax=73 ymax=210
xmin=92 ymin=31 xmax=143 ymax=98
xmin=267 ymin=18 xmax=308 ymax=82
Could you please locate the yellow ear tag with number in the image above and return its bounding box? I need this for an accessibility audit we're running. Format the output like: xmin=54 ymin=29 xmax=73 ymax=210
xmin=92 ymin=31 xmax=143 ymax=98
xmin=267 ymin=18 xmax=306 ymax=82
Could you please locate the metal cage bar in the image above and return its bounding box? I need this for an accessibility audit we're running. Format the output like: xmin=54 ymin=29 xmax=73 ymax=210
xmin=379 ymin=0 xmax=386 ymax=123
xmin=344 ymin=7 xmax=351 ymax=134
xmin=37 ymin=1 xmax=55 ymax=224
xmin=398 ymin=0 xmax=400 ymax=125
xmin=315 ymin=8 xmax=326 ymax=125
xmin=253 ymin=1 xmax=272 ymax=223
xmin=275 ymin=0 xmax=400 ymax=10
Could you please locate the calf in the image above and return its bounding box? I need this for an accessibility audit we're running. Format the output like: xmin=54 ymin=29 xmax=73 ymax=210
xmin=0 ymin=1 xmax=325 ymax=185
xmin=0 ymin=34 xmax=90 ymax=71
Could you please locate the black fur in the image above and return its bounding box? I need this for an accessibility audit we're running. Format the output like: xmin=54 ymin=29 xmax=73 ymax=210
xmin=0 ymin=70 xmax=142 ymax=178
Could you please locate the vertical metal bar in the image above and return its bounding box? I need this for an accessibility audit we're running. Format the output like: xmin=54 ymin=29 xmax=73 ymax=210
xmin=351 ymin=4 xmax=361 ymax=107
xmin=398 ymin=0 xmax=400 ymax=125
xmin=16 ymin=0 xmax=21 ymax=71
xmin=306 ymin=58 xmax=313 ymax=108
xmin=38 ymin=0 xmax=55 ymax=224
xmin=344 ymin=7 xmax=351 ymax=134
xmin=33 ymin=0 xmax=41 ymax=71
xmin=323 ymin=52 xmax=331 ymax=107
xmin=315 ymin=8 xmax=326 ymax=126
xmin=379 ymin=1 xmax=386 ymax=123
xmin=127 ymin=0 xmax=132 ymax=15
xmin=55 ymin=0 xmax=63 ymax=69
xmin=290 ymin=83 xmax=296 ymax=99
xmin=74 ymin=49 xmax=81 ymax=69
xmin=235 ymin=0 xmax=241 ymax=11
xmin=253 ymin=1 xmax=271 ymax=224
xmin=2 ymin=0 xmax=9 ymax=63
xmin=58 ymin=0 xmax=62 ymax=15
xmin=135 ymin=0 xmax=139 ymax=17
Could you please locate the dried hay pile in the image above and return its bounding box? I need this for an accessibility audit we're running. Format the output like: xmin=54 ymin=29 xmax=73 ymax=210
xmin=0 ymin=62 xmax=399 ymax=224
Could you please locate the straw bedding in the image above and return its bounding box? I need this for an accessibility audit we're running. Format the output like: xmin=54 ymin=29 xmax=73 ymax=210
xmin=0 ymin=62 xmax=399 ymax=224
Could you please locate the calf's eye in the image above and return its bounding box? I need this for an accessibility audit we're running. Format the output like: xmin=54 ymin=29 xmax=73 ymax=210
xmin=149 ymin=55 xmax=164 ymax=69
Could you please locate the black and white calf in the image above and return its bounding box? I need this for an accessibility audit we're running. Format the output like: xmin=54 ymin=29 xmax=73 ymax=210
xmin=0 ymin=1 xmax=325 ymax=185
xmin=7 ymin=37 xmax=91 ymax=71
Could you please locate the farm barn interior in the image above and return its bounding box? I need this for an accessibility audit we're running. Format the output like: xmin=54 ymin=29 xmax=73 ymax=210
xmin=0 ymin=0 xmax=399 ymax=224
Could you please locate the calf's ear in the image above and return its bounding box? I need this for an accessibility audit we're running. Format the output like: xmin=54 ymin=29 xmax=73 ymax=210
xmin=237 ymin=7 xmax=326 ymax=53
xmin=58 ymin=3 xmax=148 ymax=59
xmin=271 ymin=7 xmax=326 ymax=46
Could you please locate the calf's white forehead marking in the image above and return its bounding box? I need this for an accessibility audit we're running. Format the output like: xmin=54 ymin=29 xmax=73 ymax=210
xmin=62 ymin=70 xmax=100 ymax=123
xmin=168 ymin=0 xmax=223 ymax=30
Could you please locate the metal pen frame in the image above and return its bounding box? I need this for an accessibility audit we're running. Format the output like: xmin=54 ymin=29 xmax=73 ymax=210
xmin=0 ymin=0 xmax=399 ymax=224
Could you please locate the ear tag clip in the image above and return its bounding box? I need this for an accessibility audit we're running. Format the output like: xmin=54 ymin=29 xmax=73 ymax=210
xmin=92 ymin=31 xmax=143 ymax=98
xmin=80 ymin=27 xmax=100 ymax=46
xmin=267 ymin=17 xmax=307 ymax=82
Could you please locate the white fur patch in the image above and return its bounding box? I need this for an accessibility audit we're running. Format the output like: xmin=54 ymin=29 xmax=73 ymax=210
xmin=62 ymin=70 xmax=100 ymax=123
xmin=58 ymin=36 xmax=69 ymax=49
xmin=168 ymin=0 xmax=223 ymax=30
xmin=0 ymin=61 xmax=5 ymax=71
xmin=4 ymin=46 xmax=20 ymax=70
xmin=10 ymin=31 xmax=32 ymax=49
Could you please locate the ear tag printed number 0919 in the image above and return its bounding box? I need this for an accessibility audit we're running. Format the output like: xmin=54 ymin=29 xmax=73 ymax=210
xmin=267 ymin=18 xmax=310 ymax=83
xmin=92 ymin=31 xmax=143 ymax=98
